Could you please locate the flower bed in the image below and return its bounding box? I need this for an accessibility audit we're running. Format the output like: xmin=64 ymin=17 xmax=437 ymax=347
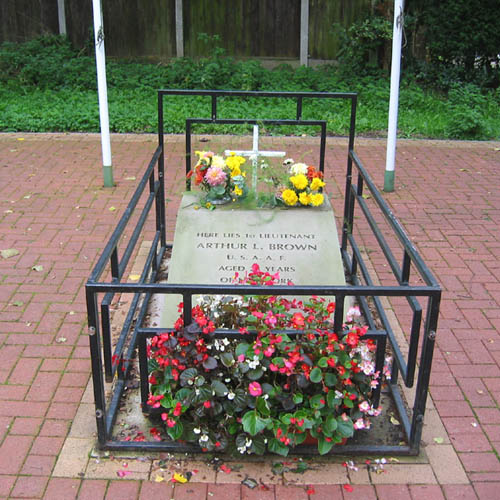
xmin=146 ymin=264 xmax=382 ymax=456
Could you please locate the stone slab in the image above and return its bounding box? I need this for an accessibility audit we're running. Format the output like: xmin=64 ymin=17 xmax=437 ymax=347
xmin=160 ymin=192 xmax=346 ymax=327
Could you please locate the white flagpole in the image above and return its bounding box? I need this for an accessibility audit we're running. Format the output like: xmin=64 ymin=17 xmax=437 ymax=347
xmin=384 ymin=0 xmax=404 ymax=193
xmin=92 ymin=0 xmax=114 ymax=187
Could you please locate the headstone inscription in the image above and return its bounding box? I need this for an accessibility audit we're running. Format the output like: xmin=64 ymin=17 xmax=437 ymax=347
xmin=159 ymin=192 xmax=347 ymax=327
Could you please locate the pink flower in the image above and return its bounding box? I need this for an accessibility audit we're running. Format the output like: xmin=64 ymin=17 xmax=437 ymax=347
xmin=248 ymin=382 xmax=262 ymax=397
xmin=358 ymin=401 xmax=371 ymax=413
xmin=237 ymin=354 xmax=245 ymax=362
xmin=205 ymin=166 xmax=227 ymax=186
xmin=353 ymin=418 xmax=366 ymax=430
xmin=263 ymin=346 xmax=275 ymax=357
xmin=264 ymin=311 xmax=277 ymax=328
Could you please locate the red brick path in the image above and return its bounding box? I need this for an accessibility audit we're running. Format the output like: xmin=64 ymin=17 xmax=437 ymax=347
xmin=0 ymin=133 xmax=499 ymax=499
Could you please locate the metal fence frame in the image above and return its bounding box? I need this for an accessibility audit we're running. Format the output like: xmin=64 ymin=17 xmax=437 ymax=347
xmin=86 ymin=89 xmax=441 ymax=455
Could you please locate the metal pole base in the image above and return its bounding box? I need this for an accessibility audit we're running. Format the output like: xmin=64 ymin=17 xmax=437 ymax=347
xmin=383 ymin=170 xmax=395 ymax=193
xmin=103 ymin=164 xmax=114 ymax=187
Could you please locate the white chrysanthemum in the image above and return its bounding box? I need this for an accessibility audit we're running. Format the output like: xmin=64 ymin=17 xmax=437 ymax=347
xmin=290 ymin=162 xmax=308 ymax=175
xmin=211 ymin=155 xmax=226 ymax=169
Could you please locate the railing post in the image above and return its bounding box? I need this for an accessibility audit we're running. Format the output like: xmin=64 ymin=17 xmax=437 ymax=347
xmin=86 ymin=285 xmax=108 ymax=446
xmin=409 ymin=293 xmax=441 ymax=449
xmin=158 ymin=92 xmax=166 ymax=248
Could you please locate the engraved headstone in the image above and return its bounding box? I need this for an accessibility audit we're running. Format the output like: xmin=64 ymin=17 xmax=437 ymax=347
xmin=159 ymin=192 xmax=347 ymax=327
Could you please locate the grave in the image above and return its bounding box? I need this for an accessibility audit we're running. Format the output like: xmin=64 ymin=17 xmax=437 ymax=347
xmin=86 ymin=90 xmax=441 ymax=456
xmin=160 ymin=191 xmax=347 ymax=327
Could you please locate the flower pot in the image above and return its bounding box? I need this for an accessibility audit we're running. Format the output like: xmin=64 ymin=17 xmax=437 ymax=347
xmin=302 ymin=434 xmax=348 ymax=446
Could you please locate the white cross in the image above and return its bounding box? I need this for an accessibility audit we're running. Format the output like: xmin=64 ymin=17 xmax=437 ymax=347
xmin=225 ymin=125 xmax=286 ymax=192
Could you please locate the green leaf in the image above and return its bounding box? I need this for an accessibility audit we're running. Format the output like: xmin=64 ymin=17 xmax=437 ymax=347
xmin=175 ymin=388 xmax=193 ymax=405
xmin=324 ymin=372 xmax=337 ymax=387
xmin=179 ymin=367 xmax=197 ymax=385
xmin=159 ymin=393 xmax=174 ymax=408
xmin=228 ymin=421 xmax=240 ymax=434
xmin=336 ymin=418 xmax=354 ymax=438
xmin=310 ymin=394 xmax=325 ymax=409
xmin=268 ymin=437 xmax=289 ymax=456
xmin=250 ymin=435 xmax=266 ymax=455
xmin=202 ymin=356 xmax=217 ymax=370
xmin=293 ymin=432 xmax=307 ymax=445
xmin=343 ymin=397 xmax=354 ymax=408
xmin=323 ymin=415 xmax=338 ymax=435
xmin=309 ymin=367 xmax=323 ymax=383
xmin=212 ymin=401 xmax=224 ymax=415
xmin=247 ymin=367 xmax=263 ymax=380
xmin=317 ymin=436 xmax=334 ymax=455
xmin=235 ymin=343 xmax=250 ymax=357
xmin=293 ymin=393 xmax=303 ymax=404
xmin=167 ymin=421 xmax=183 ymax=441
xmin=211 ymin=380 xmax=228 ymax=397
xmin=233 ymin=389 xmax=249 ymax=410
xmin=261 ymin=382 xmax=275 ymax=396
xmin=272 ymin=357 xmax=285 ymax=367
xmin=220 ymin=352 xmax=234 ymax=367
xmin=256 ymin=396 xmax=270 ymax=416
xmin=317 ymin=357 xmax=328 ymax=368
xmin=242 ymin=411 xmax=269 ymax=436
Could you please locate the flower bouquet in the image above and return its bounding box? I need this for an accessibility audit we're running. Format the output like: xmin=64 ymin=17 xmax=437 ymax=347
xmin=146 ymin=264 xmax=382 ymax=456
xmin=187 ymin=151 xmax=247 ymax=207
xmin=275 ymin=161 xmax=326 ymax=207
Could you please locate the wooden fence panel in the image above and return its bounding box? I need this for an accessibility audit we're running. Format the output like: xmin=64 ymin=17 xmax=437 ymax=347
xmin=0 ymin=0 xmax=57 ymax=43
xmin=0 ymin=0 xmax=373 ymax=61
xmin=183 ymin=0 xmax=300 ymax=59
xmin=309 ymin=0 xmax=372 ymax=59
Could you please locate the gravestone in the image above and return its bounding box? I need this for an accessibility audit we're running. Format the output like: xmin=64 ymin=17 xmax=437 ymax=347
xmin=159 ymin=192 xmax=347 ymax=327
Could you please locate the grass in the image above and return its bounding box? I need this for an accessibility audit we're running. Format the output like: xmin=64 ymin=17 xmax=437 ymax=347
xmin=1 ymin=36 xmax=499 ymax=140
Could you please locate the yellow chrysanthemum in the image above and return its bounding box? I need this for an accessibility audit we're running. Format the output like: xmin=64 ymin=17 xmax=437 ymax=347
xmin=226 ymin=154 xmax=246 ymax=170
xmin=234 ymin=185 xmax=243 ymax=197
xmin=299 ymin=192 xmax=311 ymax=205
xmin=310 ymin=177 xmax=325 ymax=191
xmin=230 ymin=165 xmax=241 ymax=177
xmin=290 ymin=174 xmax=308 ymax=191
xmin=310 ymin=193 xmax=324 ymax=207
xmin=282 ymin=189 xmax=298 ymax=206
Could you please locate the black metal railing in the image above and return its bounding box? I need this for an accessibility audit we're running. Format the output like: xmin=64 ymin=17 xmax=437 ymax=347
xmin=86 ymin=89 xmax=441 ymax=455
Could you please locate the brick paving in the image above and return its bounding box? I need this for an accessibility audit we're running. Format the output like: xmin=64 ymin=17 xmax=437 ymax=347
xmin=0 ymin=133 xmax=500 ymax=499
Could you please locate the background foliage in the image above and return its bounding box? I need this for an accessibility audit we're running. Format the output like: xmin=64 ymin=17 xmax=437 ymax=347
xmin=1 ymin=29 xmax=499 ymax=139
